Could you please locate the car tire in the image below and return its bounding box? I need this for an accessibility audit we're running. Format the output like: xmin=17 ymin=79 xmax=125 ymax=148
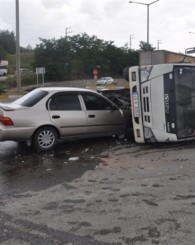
xmin=33 ymin=126 xmax=58 ymax=151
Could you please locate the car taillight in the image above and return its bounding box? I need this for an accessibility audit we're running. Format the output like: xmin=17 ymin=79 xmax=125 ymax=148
xmin=0 ymin=116 xmax=14 ymax=126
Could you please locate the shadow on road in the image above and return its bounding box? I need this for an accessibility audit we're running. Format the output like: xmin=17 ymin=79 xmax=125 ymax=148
xmin=0 ymin=137 xmax=129 ymax=195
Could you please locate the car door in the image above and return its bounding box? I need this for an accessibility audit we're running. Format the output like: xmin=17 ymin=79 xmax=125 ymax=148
xmin=48 ymin=92 xmax=88 ymax=137
xmin=81 ymin=92 xmax=125 ymax=137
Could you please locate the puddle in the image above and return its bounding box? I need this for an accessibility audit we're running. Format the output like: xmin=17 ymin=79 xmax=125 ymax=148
xmin=0 ymin=139 xmax=108 ymax=195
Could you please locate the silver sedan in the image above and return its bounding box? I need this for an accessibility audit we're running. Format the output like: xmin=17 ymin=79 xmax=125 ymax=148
xmin=0 ymin=87 xmax=131 ymax=151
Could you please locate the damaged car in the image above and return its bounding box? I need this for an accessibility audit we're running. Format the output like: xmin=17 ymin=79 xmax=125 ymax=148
xmin=0 ymin=87 xmax=132 ymax=151
xmin=97 ymin=88 xmax=131 ymax=109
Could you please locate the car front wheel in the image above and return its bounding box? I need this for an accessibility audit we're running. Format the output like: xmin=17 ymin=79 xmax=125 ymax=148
xmin=33 ymin=126 xmax=58 ymax=151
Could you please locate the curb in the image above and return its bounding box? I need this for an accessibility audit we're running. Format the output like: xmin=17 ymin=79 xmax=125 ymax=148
xmin=0 ymin=94 xmax=21 ymax=100
xmin=0 ymin=95 xmax=9 ymax=99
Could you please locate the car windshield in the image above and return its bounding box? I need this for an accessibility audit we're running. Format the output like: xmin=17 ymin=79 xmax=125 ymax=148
xmin=175 ymin=66 xmax=195 ymax=138
xmin=101 ymin=77 xmax=110 ymax=80
xmin=14 ymin=89 xmax=48 ymax=107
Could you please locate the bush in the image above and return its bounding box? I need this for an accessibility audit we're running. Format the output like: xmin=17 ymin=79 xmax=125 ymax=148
xmin=1 ymin=73 xmax=37 ymax=90
xmin=0 ymin=76 xmax=17 ymax=90
xmin=20 ymin=73 xmax=37 ymax=86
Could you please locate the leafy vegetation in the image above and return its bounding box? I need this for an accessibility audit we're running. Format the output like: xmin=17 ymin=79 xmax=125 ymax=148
xmin=0 ymin=30 xmax=16 ymax=59
xmin=0 ymin=73 xmax=37 ymax=92
xmin=7 ymin=52 xmax=35 ymax=74
xmin=139 ymin=41 xmax=155 ymax=51
xmin=0 ymin=29 xmax=155 ymax=85
xmin=34 ymin=33 xmax=144 ymax=81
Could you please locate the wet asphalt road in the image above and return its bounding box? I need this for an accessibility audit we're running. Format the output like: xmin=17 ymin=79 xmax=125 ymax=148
xmin=0 ymin=138 xmax=195 ymax=245
xmin=0 ymin=138 xmax=118 ymax=196
xmin=0 ymin=137 xmax=128 ymax=245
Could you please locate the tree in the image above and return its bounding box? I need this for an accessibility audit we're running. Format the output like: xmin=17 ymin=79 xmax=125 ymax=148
xmin=139 ymin=41 xmax=155 ymax=51
xmin=20 ymin=44 xmax=33 ymax=52
xmin=0 ymin=30 xmax=16 ymax=54
xmin=122 ymin=49 xmax=139 ymax=82
xmin=33 ymin=33 xmax=140 ymax=81
xmin=0 ymin=45 xmax=6 ymax=60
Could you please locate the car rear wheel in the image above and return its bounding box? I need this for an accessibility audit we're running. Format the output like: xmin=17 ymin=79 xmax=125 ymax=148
xmin=33 ymin=126 xmax=58 ymax=151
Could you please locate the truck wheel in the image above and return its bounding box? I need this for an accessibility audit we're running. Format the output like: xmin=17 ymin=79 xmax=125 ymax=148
xmin=33 ymin=126 xmax=58 ymax=151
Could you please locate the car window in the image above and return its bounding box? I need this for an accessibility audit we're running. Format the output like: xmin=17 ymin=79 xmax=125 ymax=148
xmin=49 ymin=93 xmax=81 ymax=111
xmin=14 ymin=89 xmax=48 ymax=107
xmin=103 ymin=94 xmax=123 ymax=107
xmin=0 ymin=66 xmax=6 ymax=69
xmin=82 ymin=93 xmax=113 ymax=110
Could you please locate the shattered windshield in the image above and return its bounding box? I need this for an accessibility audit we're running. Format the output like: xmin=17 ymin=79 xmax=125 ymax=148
xmin=175 ymin=66 xmax=195 ymax=138
xmin=140 ymin=66 xmax=152 ymax=83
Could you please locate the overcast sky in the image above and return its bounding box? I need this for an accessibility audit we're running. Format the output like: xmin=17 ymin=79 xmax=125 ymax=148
xmin=1 ymin=0 xmax=195 ymax=54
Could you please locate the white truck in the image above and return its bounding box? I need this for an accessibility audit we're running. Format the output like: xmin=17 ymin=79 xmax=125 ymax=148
xmin=0 ymin=60 xmax=8 ymax=76
xmin=129 ymin=49 xmax=195 ymax=143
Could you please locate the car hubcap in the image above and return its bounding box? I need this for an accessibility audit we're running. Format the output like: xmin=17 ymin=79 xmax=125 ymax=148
xmin=38 ymin=130 xmax=55 ymax=148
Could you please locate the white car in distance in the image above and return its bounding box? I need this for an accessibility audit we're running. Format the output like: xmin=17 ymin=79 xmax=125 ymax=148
xmin=0 ymin=66 xmax=8 ymax=76
xmin=96 ymin=77 xmax=115 ymax=85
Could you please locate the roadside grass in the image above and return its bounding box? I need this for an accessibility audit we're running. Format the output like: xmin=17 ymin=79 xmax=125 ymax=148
xmin=0 ymin=74 xmax=37 ymax=94
xmin=0 ymin=52 xmax=36 ymax=94
xmin=6 ymin=52 xmax=35 ymax=74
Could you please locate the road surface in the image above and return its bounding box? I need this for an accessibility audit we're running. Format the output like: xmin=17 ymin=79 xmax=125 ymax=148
xmin=0 ymin=138 xmax=194 ymax=244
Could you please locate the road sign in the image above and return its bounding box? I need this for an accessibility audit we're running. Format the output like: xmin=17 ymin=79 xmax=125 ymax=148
xmin=36 ymin=67 xmax=45 ymax=74
xmin=36 ymin=67 xmax=45 ymax=86
xmin=93 ymin=68 xmax=98 ymax=79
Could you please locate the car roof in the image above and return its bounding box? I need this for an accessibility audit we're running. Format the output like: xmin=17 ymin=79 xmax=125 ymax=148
xmin=100 ymin=77 xmax=112 ymax=79
xmin=38 ymin=87 xmax=97 ymax=93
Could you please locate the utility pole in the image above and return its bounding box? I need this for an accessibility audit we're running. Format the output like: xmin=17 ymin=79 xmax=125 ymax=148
xmin=15 ymin=0 xmax=21 ymax=91
xmin=129 ymin=34 xmax=135 ymax=49
xmin=64 ymin=27 xmax=72 ymax=74
xmin=129 ymin=0 xmax=159 ymax=45
xmin=65 ymin=27 xmax=72 ymax=38
xmin=157 ymin=39 xmax=162 ymax=49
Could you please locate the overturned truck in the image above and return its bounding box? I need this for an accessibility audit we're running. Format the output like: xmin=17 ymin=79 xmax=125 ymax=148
xmin=129 ymin=50 xmax=195 ymax=143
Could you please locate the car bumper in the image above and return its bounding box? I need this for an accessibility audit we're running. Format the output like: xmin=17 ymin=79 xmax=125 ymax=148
xmin=0 ymin=126 xmax=35 ymax=142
